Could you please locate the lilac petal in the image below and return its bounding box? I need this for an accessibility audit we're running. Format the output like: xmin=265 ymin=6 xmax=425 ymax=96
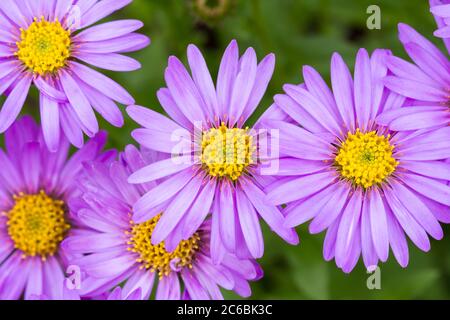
xmin=0 ymin=1 xmax=28 ymax=28
xmin=157 ymin=271 xmax=181 ymax=300
xmin=127 ymin=105 xmax=184 ymax=133
xmin=157 ymin=88 xmax=192 ymax=129
xmin=70 ymin=61 xmax=135 ymax=105
xmin=0 ymin=75 xmax=32 ymax=133
xmin=434 ymin=25 xmax=450 ymax=37
xmin=383 ymin=76 xmax=446 ymax=102
xmin=236 ymin=188 xmax=264 ymax=258
xmin=128 ymin=156 xmax=193 ymax=184
xmin=25 ymin=258 xmax=43 ymax=300
xmin=21 ymin=142 xmax=41 ymax=194
xmin=182 ymin=270 xmax=210 ymax=300
xmin=401 ymin=173 xmax=450 ymax=206
xmin=377 ymin=106 xmax=446 ymax=127
xmin=421 ymin=195 xmax=450 ymax=224
xmin=309 ymin=182 xmax=351 ymax=234
xmin=77 ymin=33 xmax=150 ymax=54
xmin=60 ymin=104 xmax=84 ymax=148
xmin=194 ymin=266 xmax=223 ymax=300
xmin=80 ymin=0 xmax=133 ymax=28
xmin=241 ymin=53 xmax=275 ymax=122
xmin=42 ymin=256 xmax=65 ymax=300
xmin=59 ymin=131 xmax=107 ymax=186
xmin=76 ymin=209 xmax=122 ymax=233
xmin=75 ymin=20 xmax=143 ymax=42
xmin=62 ymin=234 xmax=125 ymax=253
xmin=151 ymin=175 xmax=203 ymax=244
xmin=0 ymin=149 xmax=23 ymax=193
xmin=54 ymin=0 xmax=73 ymax=22
xmin=389 ymin=110 xmax=449 ymax=131
xmin=404 ymin=42 xmax=450 ymax=85
xmin=83 ymin=255 xmax=136 ymax=278
xmin=165 ymin=56 xmax=207 ymax=124
xmin=335 ymin=190 xmax=363 ymax=266
xmin=370 ymin=49 xmax=390 ymax=118
xmin=229 ymin=47 xmax=257 ymax=126
xmin=303 ymin=65 xmax=339 ymax=119
xmin=0 ymin=60 xmax=21 ymax=80
xmin=385 ymin=205 xmax=409 ymax=268
xmin=284 ymin=183 xmax=338 ymax=228
xmin=122 ymin=269 xmax=155 ymax=300
xmin=430 ymin=4 xmax=450 ymax=17
xmin=284 ymin=84 xmax=341 ymax=136
xmin=268 ymin=158 xmax=329 ymax=176
xmin=59 ymin=70 xmax=98 ymax=133
xmin=218 ymin=182 xmax=236 ymax=252
xmin=340 ymin=224 xmax=361 ymax=273
xmin=132 ymin=169 xmax=193 ymax=222
xmin=77 ymin=79 xmax=124 ymax=127
xmin=385 ymin=55 xmax=437 ymax=86
xmin=354 ymin=48 xmax=372 ymax=130
xmin=197 ymin=255 xmax=235 ymax=290
xmin=34 ymin=76 xmax=68 ymax=103
xmin=360 ymin=199 xmax=378 ymax=269
xmin=273 ymin=94 xmax=324 ymax=133
xmin=398 ymin=23 xmax=450 ymax=69
xmin=182 ymin=181 xmax=216 ymax=239
xmin=75 ymin=52 xmax=141 ymax=71
xmin=217 ymin=40 xmax=239 ymax=117
xmin=391 ymin=181 xmax=443 ymax=240
xmin=384 ymin=187 xmax=430 ymax=252
xmin=402 ymin=160 xmax=450 ymax=180
xmin=187 ymin=44 xmax=219 ymax=118
xmin=242 ymin=179 xmax=299 ymax=244
xmin=266 ymin=171 xmax=335 ymax=206
xmin=323 ymin=218 xmax=340 ymax=261
xmin=331 ymin=52 xmax=355 ymax=132
xmin=210 ymin=195 xmax=227 ymax=264
xmin=369 ymin=188 xmax=389 ymax=262
xmin=40 ymin=93 xmax=60 ymax=152
xmin=0 ymin=44 xmax=14 ymax=58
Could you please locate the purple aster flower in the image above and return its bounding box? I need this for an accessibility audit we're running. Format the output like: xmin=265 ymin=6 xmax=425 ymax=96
xmin=62 ymin=145 xmax=263 ymax=300
xmin=263 ymin=49 xmax=450 ymax=273
xmin=0 ymin=116 xmax=113 ymax=300
xmin=0 ymin=0 xmax=150 ymax=150
xmin=379 ymin=23 xmax=450 ymax=131
xmin=125 ymin=40 xmax=299 ymax=261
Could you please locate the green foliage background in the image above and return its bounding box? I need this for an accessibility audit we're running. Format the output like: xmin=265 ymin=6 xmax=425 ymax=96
xmin=18 ymin=0 xmax=450 ymax=299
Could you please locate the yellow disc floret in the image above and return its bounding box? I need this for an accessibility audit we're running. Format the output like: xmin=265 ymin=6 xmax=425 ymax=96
xmin=201 ymin=122 xmax=255 ymax=181
xmin=127 ymin=214 xmax=201 ymax=278
xmin=6 ymin=191 xmax=70 ymax=259
xmin=15 ymin=17 xmax=71 ymax=75
xmin=335 ymin=129 xmax=399 ymax=189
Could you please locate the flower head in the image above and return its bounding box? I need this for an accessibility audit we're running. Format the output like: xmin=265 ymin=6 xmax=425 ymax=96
xmin=0 ymin=0 xmax=150 ymax=150
xmin=62 ymin=146 xmax=262 ymax=300
xmin=264 ymin=49 xmax=450 ymax=273
xmin=126 ymin=40 xmax=298 ymax=260
xmin=0 ymin=116 xmax=112 ymax=299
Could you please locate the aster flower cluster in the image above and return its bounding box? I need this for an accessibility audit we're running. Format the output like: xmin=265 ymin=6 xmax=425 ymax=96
xmin=0 ymin=0 xmax=449 ymax=300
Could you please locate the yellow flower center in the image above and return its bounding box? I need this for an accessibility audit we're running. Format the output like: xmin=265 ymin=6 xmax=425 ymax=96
xmin=6 ymin=191 xmax=70 ymax=259
xmin=201 ymin=123 xmax=255 ymax=181
xmin=15 ymin=17 xmax=71 ymax=75
xmin=127 ymin=215 xmax=201 ymax=278
xmin=335 ymin=130 xmax=398 ymax=189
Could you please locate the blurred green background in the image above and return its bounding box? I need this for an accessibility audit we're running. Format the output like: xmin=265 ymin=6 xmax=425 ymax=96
xmin=18 ymin=0 xmax=450 ymax=299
